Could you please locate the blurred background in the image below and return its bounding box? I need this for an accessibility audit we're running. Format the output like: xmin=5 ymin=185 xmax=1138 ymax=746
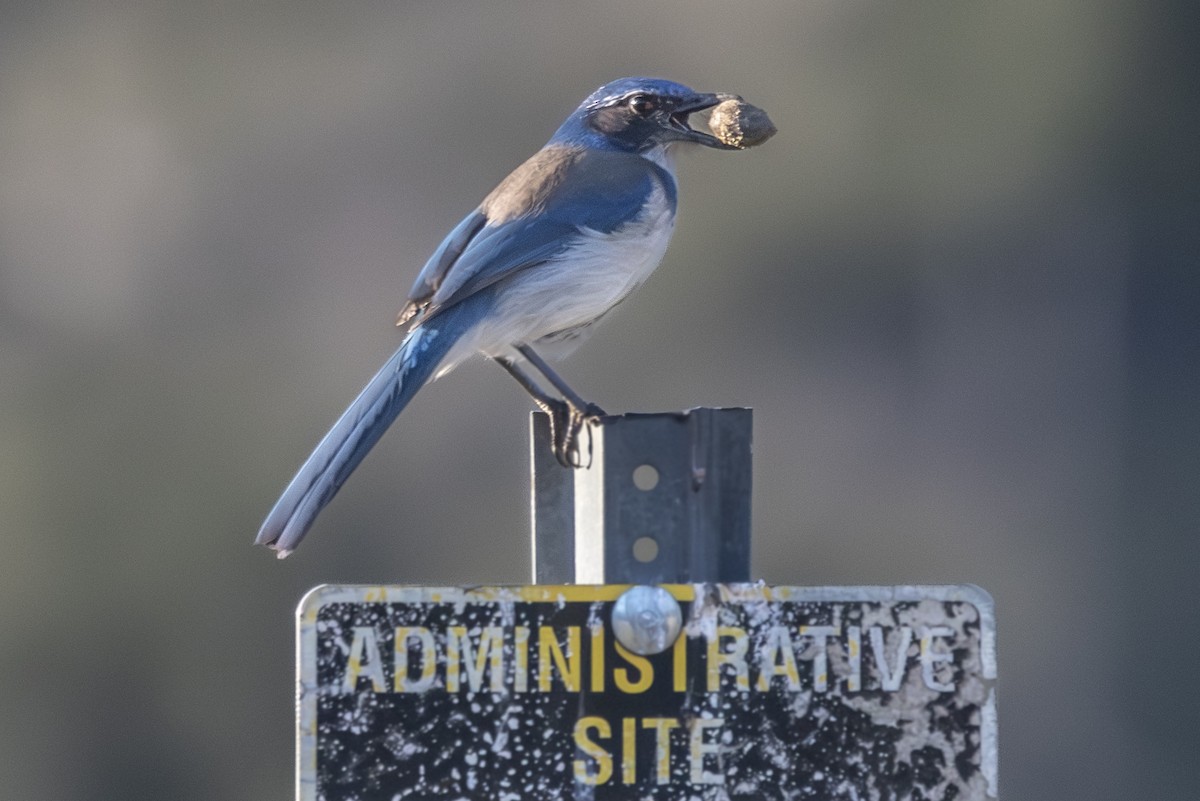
xmin=0 ymin=1 xmax=1195 ymax=798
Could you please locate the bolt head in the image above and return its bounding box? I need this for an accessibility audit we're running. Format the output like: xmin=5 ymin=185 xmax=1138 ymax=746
xmin=611 ymin=585 xmax=683 ymax=655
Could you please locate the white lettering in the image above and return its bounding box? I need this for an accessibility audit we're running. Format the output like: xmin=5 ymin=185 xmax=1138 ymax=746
xmin=689 ymin=718 xmax=725 ymax=784
xmin=707 ymin=626 xmax=750 ymax=691
xmin=870 ymin=626 xmax=913 ymax=691
xmin=756 ymin=626 xmax=800 ymax=691
xmin=920 ymin=626 xmax=956 ymax=692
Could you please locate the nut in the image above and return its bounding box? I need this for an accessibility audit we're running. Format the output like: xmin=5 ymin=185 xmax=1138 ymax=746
xmin=708 ymin=96 xmax=777 ymax=149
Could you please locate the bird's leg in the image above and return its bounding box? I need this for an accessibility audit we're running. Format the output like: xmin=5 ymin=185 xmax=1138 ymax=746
xmin=493 ymin=356 xmax=579 ymax=467
xmin=516 ymin=345 xmax=609 ymax=470
xmin=515 ymin=345 xmax=606 ymax=418
xmin=494 ymin=351 xmax=602 ymax=468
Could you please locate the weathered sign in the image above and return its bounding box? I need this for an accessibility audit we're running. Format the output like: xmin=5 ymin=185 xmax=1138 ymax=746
xmin=298 ymin=584 xmax=996 ymax=800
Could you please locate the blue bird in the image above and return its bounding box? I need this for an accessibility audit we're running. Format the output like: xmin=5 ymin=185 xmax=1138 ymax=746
xmin=257 ymin=77 xmax=743 ymax=557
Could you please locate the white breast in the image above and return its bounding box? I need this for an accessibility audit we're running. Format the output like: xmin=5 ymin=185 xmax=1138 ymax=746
xmin=441 ymin=180 xmax=676 ymax=371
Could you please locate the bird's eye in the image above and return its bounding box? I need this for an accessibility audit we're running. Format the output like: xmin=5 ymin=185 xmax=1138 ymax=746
xmin=627 ymin=94 xmax=656 ymax=116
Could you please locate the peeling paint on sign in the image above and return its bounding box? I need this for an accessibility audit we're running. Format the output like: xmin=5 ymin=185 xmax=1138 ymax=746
xmin=297 ymin=584 xmax=997 ymax=800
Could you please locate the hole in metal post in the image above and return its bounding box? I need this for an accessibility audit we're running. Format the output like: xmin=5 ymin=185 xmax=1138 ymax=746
xmin=632 ymin=537 xmax=659 ymax=563
xmin=632 ymin=464 xmax=659 ymax=491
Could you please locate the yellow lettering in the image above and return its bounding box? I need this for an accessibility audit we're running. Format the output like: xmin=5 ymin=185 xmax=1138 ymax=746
xmin=800 ymin=625 xmax=839 ymax=692
xmin=847 ymin=625 xmax=862 ymax=691
xmin=590 ymin=623 xmax=605 ymax=692
xmin=394 ymin=627 xmax=436 ymax=692
xmin=613 ymin=642 xmax=654 ymax=693
xmin=673 ymin=630 xmax=688 ymax=691
xmin=573 ymin=716 xmax=612 ymax=785
xmin=447 ymin=626 xmax=504 ymax=692
xmin=343 ymin=626 xmax=385 ymax=694
xmin=539 ymin=626 xmax=581 ymax=691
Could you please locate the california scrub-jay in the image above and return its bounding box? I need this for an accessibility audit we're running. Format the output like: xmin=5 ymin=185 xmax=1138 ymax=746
xmin=257 ymin=77 xmax=745 ymax=557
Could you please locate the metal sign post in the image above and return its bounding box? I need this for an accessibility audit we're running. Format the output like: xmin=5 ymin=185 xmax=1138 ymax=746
xmin=531 ymin=408 xmax=752 ymax=584
xmin=295 ymin=408 xmax=999 ymax=800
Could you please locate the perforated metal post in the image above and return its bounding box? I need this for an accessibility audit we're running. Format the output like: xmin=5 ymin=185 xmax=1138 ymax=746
xmin=531 ymin=407 xmax=752 ymax=584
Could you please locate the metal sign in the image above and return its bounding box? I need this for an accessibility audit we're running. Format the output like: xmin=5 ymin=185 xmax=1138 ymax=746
xmin=298 ymin=584 xmax=997 ymax=800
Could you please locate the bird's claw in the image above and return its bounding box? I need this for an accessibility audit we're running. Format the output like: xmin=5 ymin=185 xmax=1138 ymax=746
xmin=546 ymin=400 xmax=604 ymax=468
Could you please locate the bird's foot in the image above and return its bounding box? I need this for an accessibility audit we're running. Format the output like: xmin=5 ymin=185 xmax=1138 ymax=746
xmin=545 ymin=399 xmax=605 ymax=468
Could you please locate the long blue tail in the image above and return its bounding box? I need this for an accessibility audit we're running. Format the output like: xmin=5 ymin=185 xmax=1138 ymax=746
xmin=256 ymin=301 xmax=480 ymax=556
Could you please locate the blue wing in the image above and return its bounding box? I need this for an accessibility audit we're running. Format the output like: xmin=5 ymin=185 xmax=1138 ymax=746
xmin=399 ymin=145 xmax=676 ymax=326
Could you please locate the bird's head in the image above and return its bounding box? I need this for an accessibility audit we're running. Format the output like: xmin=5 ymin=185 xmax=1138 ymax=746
xmin=554 ymin=77 xmax=737 ymax=153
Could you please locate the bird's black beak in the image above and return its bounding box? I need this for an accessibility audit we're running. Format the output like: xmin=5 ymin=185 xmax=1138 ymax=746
xmin=666 ymin=93 xmax=738 ymax=150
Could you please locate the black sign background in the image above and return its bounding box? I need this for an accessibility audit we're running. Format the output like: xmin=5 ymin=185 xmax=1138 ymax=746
xmin=299 ymin=585 xmax=996 ymax=801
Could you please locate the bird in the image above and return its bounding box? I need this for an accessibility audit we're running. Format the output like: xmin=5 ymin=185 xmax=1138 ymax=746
xmin=257 ymin=77 xmax=743 ymax=557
